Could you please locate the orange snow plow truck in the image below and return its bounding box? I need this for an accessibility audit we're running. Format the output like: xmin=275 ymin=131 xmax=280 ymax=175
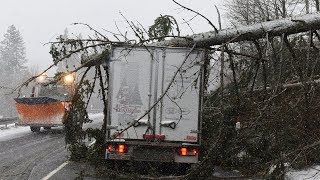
xmin=14 ymin=73 xmax=75 ymax=132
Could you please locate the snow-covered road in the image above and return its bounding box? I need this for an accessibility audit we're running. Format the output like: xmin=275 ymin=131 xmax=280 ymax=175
xmin=0 ymin=113 xmax=104 ymax=142
xmin=0 ymin=125 xmax=31 ymax=142
xmin=0 ymin=113 xmax=104 ymax=180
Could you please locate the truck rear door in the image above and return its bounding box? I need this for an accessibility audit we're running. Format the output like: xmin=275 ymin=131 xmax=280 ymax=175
xmin=155 ymin=48 xmax=204 ymax=143
xmin=108 ymin=46 xmax=204 ymax=143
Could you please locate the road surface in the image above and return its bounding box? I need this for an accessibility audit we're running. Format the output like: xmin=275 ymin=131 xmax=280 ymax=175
xmin=0 ymin=114 xmax=103 ymax=180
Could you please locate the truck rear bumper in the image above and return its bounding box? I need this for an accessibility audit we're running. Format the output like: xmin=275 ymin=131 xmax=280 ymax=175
xmin=105 ymin=141 xmax=199 ymax=163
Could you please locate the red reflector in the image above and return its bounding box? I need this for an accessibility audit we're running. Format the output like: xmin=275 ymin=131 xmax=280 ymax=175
xmin=143 ymin=134 xmax=154 ymax=139
xmin=143 ymin=134 xmax=166 ymax=140
xmin=118 ymin=144 xmax=126 ymax=153
xmin=181 ymin=148 xmax=187 ymax=156
xmin=155 ymin=134 xmax=166 ymax=141
xmin=107 ymin=144 xmax=111 ymax=152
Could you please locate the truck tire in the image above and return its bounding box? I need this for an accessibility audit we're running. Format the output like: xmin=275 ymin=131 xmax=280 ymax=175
xmin=30 ymin=126 xmax=40 ymax=132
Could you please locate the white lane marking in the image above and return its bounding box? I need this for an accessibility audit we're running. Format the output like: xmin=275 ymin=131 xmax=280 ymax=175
xmin=41 ymin=161 xmax=69 ymax=180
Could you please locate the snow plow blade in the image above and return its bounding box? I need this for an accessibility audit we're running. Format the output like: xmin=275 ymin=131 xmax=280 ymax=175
xmin=14 ymin=97 xmax=68 ymax=126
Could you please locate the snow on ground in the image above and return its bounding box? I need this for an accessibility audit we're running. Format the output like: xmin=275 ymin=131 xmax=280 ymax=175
xmin=0 ymin=124 xmax=30 ymax=142
xmin=0 ymin=113 xmax=104 ymax=142
xmin=286 ymin=166 xmax=320 ymax=180
xmin=88 ymin=113 xmax=104 ymax=121
xmin=212 ymin=166 xmax=243 ymax=178
xmin=84 ymin=113 xmax=104 ymax=128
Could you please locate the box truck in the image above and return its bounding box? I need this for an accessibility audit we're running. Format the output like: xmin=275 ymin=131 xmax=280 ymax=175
xmin=105 ymin=45 xmax=205 ymax=164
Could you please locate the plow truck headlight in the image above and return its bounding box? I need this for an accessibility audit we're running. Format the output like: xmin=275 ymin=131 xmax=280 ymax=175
xmin=36 ymin=73 xmax=48 ymax=83
xmin=63 ymin=74 xmax=75 ymax=84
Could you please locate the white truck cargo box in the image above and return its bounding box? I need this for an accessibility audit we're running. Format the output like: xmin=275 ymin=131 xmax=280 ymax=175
xmin=106 ymin=46 xmax=205 ymax=163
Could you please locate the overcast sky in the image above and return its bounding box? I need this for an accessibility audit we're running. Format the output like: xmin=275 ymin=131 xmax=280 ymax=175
xmin=0 ymin=0 xmax=225 ymax=75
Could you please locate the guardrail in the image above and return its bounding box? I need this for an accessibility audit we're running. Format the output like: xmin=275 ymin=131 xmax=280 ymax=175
xmin=0 ymin=117 xmax=18 ymax=128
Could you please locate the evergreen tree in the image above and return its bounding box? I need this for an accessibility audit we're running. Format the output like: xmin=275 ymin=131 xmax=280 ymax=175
xmin=0 ymin=25 xmax=27 ymax=78
xmin=0 ymin=25 xmax=27 ymax=117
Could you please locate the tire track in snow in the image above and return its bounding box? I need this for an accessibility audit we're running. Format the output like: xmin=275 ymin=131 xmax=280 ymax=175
xmin=0 ymin=132 xmax=65 ymax=180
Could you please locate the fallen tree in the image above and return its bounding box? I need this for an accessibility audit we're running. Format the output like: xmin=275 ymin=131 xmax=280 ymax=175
xmin=12 ymin=4 xmax=320 ymax=179
xmin=154 ymin=12 xmax=320 ymax=47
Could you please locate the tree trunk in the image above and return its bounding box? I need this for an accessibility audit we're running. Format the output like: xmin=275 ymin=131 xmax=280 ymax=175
xmin=281 ymin=0 xmax=286 ymax=18
xmin=154 ymin=10 xmax=320 ymax=47
xmin=316 ymin=0 xmax=320 ymax=11
xmin=305 ymin=0 xmax=310 ymax=14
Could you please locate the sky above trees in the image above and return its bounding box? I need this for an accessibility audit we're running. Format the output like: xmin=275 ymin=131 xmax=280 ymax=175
xmin=0 ymin=0 xmax=224 ymax=75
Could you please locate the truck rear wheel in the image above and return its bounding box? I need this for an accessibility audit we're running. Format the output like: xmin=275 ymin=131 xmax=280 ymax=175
xmin=30 ymin=126 xmax=40 ymax=132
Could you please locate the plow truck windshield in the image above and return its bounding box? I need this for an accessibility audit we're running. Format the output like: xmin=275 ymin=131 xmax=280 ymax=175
xmin=38 ymin=84 xmax=71 ymax=102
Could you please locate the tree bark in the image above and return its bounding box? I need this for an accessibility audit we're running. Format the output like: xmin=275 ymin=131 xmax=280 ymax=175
xmin=305 ymin=0 xmax=310 ymax=14
xmin=153 ymin=12 xmax=320 ymax=47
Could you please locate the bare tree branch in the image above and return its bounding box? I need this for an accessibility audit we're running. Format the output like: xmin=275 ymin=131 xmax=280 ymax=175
xmin=172 ymin=0 xmax=219 ymax=33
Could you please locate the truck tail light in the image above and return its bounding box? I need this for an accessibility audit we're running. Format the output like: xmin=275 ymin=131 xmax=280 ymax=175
xmin=193 ymin=149 xmax=198 ymax=155
xmin=107 ymin=144 xmax=127 ymax=153
xmin=181 ymin=148 xmax=187 ymax=156
xmin=177 ymin=147 xmax=198 ymax=156
xmin=118 ymin=144 xmax=126 ymax=153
